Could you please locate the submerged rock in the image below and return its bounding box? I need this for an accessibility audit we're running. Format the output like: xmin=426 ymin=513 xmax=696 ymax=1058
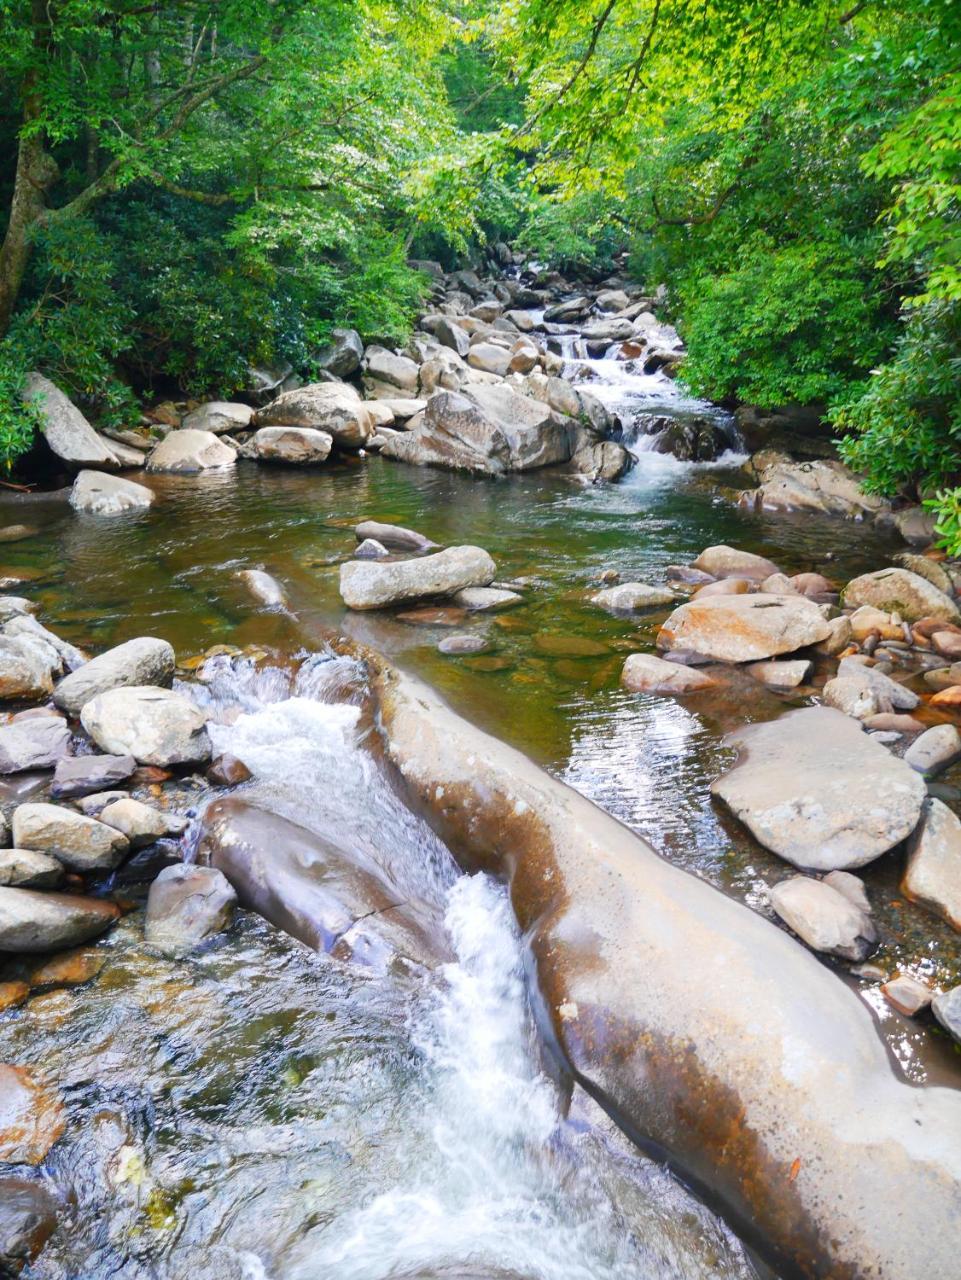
xmin=843 ymin=567 xmax=959 ymax=623
xmin=768 ymin=875 xmax=877 ymax=961
xmin=0 ymin=886 xmax=120 ymax=952
xmin=340 ymin=545 xmax=495 ymax=611
xmin=236 ymin=569 xmax=288 ymax=610
xmin=0 ymin=1065 xmax=65 ymax=1165
xmin=711 ymin=706 xmax=926 ymax=870
xmin=146 ymin=429 xmax=236 ymax=473
xmin=591 ymin=582 xmax=676 ymax=613
xmin=620 ymin=653 xmax=716 ymax=695
xmin=0 ymin=1177 xmax=58 ymax=1272
xmin=53 ymin=637 xmax=175 ymax=717
xmin=144 ymin=862 xmax=236 ymax=958
xmin=657 ymin=594 xmax=830 ymax=663
xmin=80 ymin=685 xmax=210 ymax=766
xmin=903 ymin=799 xmax=961 ymax=930
xmin=452 ymin=586 xmax=522 ymax=612
xmin=70 ymin=470 xmax=154 ymax=516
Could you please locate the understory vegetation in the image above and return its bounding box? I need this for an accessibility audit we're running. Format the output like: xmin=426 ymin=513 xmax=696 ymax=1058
xmin=0 ymin=0 xmax=958 ymax=533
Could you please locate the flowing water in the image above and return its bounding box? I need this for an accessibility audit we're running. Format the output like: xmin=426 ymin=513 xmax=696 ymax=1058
xmin=1 ymin=327 xmax=959 ymax=1276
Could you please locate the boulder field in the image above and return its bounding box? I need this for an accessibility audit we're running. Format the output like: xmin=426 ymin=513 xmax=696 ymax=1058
xmin=366 ymin=656 xmax=961 ymax=1280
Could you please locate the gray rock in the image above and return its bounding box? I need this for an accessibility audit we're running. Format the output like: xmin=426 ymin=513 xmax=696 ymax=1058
xmin=835 ymin=656 xmax=920 ymax=712
xmin=568 ymin=438 xmax=633 ymax=483
xmin=691 ymin=545 xmax=780 ymax=581
xmin=354 ymin=520 xmax=438 ymax=552
xmin=355 ymin=538 xmax=389 ymax=560
xmin=146 ymin=429 xmax=236 ymax=473
xmin=903 ymin=799 xmax=961 ymax=930
xmin=843 ymin=567 xmax=959 ymax=624
xmin=438 ymin=634 xmax=489 ymax=655
xmin=80 ymin=685 xmax=210 ymax=766
xmin=711 ymin=706 xmax=926 ymax=871
xmin=435 ymin=317 xmax=470 ymax=357
xmin=5 ymin=615 xmax=85 ymax=672
xmin=881 ymin=974 xmax=933 ymax=1015
xmin=581 ymin=317 xmax=636 ymax=342
xmin=51 ymin=753 xmax=136 ymax=798
xmin=0 ymin=886 xmax=120 ymax=951
xmin=70 ymin=470 xmax=154 ymax=516
xmin=892 ymin=552 xmax=954 ymax=597
xmin=253 ymin=381 xmax=373 ymax=448
xmin=591 ymin=582 xmax=676 ymax=613
xmin=340 ymin=545 xmax=496 ymax=611
xmin=21 ymin=373 xmax=120 ymax=468
xmin=181 ymin=402 xmax=253 ymax=434
xmin=621 ymin=653 xmax=716 ymax=695
xmin=0 ymin=848 xmax=64 ymax=888
xmin=467 ymin=342 xmax=512 ymax=377
xmin=0 ymin=716 xmax=71 ymax=773
xmin=363 ymin=346 xmax=420 ymax=394
xmin=657 ymin=593 xmax=830 ymax=663
xmin=53 ymin=637 xmax=175 ymax=717
xmin=0 ymin=634 xmax=60 ymax=701
xmin=236 ymin=569 xmax=287 ymax=609
xmin=252 ymin=425 xmax=332 ymax=464
xmin=13 ymin=802 xmax=129 ymax=871
xmin=740 ymin=457 xmax=888 ymax=520
xmin=822 ymin=676 xmax=880 ymax=720
xmin=314 ymin=328 xmax=364 ymax=378
xmin=814 ymin=614 xmax=853 ymax=656
xmin=823 ymin=870 xmax=872 ymax=914
xmin=769 ymin=876 xmax=877 ymax=961
xmin=75 ymin=790 xmax=128 ymax=817
xmin=144 ymin=862 xmax=237 ymax=958
xmin=0 ymin=1177 xmax=57 ymax=1273
xmin=903 ymin=724 xmax=961 ymax=776
xmin=932 ymin=984 xmax=961 ymax=1044
xmin=746 ymin=659 xmax=812 ymax=689
xmin=98 ymin=797 xmax=186 ymax=848
xmin=452 ymin=586 xmax=523 ymax=612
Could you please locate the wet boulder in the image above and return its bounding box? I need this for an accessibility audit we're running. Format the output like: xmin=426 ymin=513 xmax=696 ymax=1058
xmin=768 ymin=875 xmax=877 ymax=961
xmin=340 ymin=545 xmax=495 ymax=611
xmin=0 ymin=1177 xmax=58 ymax=1273
xmin=144 ymin=862 xmax=236 ymax=958
xmin=0 ymin=1066 xmax=65 ymax=1165
xmin=843 ymin=567 xmax=959 ymax=624
xmin=146 ymin=429 xmax=236 ymax=473
xmin=13 ymin=803 xmax=129 ymax=871
xmin=903 ymin=799 xmax=961 ymax=931
xmin=53 ymin=637 xmax=175 ymax=717
xmin=181 ymin=402 xmax=253 ymax=434
xmin=98 ymin=797 xmax=186 ymax=848
xmin=568 ymin=438 xmax=633 ymax=483
xmin=711 ymin=706 xmax=926 ymax=871
xmin=592 ymin=583 xmax=676 ymax=613
xmin=69 ymin=471 xmax=154 ymax=516
xmin=252 ymin=381 xmax=373 ymax=448
xmin=251 ymin=426 xmax=332 ymax=465
xmin=354 ymin=520 xmax=438 ymax=552
xmin=200 ymin=799 xmax=448 ymax=969
xmin=657 ymin=594 xmax=830 ymax=663
xmin=21 ymin=373 xmax=120 ymax=469
xmin=381 ymin=385 xmax=575 ymax=476
xmin=80 ymin=686 xmax=211 ymax=766
xmin=621 ymin=653 xmax=716 ymax=695
xmin=0 ymin=716 xmax=71 ymax=774
xmin=0 ymin=886 xmax=120 ymax=952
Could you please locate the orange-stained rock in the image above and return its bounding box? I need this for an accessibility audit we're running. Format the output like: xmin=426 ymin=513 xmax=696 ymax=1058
xmin=692 ymin=578 xmax=752 ymax=598
xmin=29 ymin=948 xmax=106 ymax=990
xmin=0 ymin=1065 xmax=65 ymax=1164
xmin=930 ymin=685 xmax=961 ymax=708
xmin=0 ymin=981 xmax=28 ymax=1012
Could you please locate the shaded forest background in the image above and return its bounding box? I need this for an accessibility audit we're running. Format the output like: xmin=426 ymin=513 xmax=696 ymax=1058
xmin=0 ymin=0 xmax=958 ymax=522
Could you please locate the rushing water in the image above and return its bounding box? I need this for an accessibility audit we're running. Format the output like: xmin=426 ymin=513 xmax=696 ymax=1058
xmin=1 ymin=321 xmax=959 ymax=1276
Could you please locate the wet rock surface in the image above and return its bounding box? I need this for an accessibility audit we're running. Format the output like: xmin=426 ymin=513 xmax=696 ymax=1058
xmin=80 ymin=685 xmax=211 ymax=766
xmin=340 ymin=545 xmax=496 ymax=611
xmin=144 ymin=862 xmax=237 ymax=957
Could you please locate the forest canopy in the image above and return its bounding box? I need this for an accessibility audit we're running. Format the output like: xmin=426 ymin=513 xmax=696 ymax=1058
xmin=0 ymin=0 xmax=958 ymax=527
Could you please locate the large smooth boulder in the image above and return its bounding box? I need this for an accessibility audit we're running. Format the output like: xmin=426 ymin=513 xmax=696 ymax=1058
xmin=467 ymin=342 xmax=512 ymax=377
xmin=382 ymin=385 xmax=574 ymax=476
xmin=252 ymin=426 xmax=332 ymax=465
xmin=933 ymin=985 xmax=961 ymax=1045
xmin=657 ymin=594 xmax=830 ymax=662
xmin=0 ymin=716 xmax=70 ymax=774
xmin=70 ymin=470 xmax=154 ymax=516
xmin=13 ymin=803 xmax=129 ymax=871
xmin=354 ymin=520 xmax=437 ymax=552
xmin=340 ymin=545 xmax=495 ymax=611
xmin=369 ymin=660 xmax=961 ymax=1280
xmin=314 ymin=328 xmax=364 ymax=378
xmin=843 ymin=567 xmax=960 ymax=623
xmin=711 ymin=706 xmax=926 ymax=870
xmin=145 ymin=862 xmax=236 ymax=957
xmin=252 ymin=382 xmax=373 ymax=448
xmin=621 ymin=653 xmax=716 ymax=695
xmin=181 ymin=402 xmax=253 ymax=434
xmin=768 ymin=875 xmax=877 ymax=961
xmin=21 ymin=373 xmax=120 ymax=468
xmin=146 ymin=429 xmax=236 ymax=473
xmin=568 ymin=437 xmax=632 ymax=483
xmin=0 ymin=886 xmax=120 ymax=952
xmin=199 ymin=799 xmax=447 ymax=969
xmin=903 ymin=799 xmax=961 ymax=931
xmin=53 ymin=636 xmax=174 ymax=716
xmin=740 ymin=456 xmax=888 ymax=520
xmin=80 ymin=686 xmax=210 ymax=766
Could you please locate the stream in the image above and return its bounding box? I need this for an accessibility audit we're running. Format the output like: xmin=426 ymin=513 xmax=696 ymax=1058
xmin=1 ymin=326 xmax=958 ymax=1276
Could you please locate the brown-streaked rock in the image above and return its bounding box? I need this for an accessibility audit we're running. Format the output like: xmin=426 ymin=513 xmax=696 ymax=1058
xmin=657 ymin=593 xmax=830 ymax=663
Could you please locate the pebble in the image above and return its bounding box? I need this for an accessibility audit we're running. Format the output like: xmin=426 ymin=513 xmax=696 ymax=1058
xmin=881 ymin=974 xmax=933 ymax=1016
xmin=903 ymin=724 xmax=961 ymax=775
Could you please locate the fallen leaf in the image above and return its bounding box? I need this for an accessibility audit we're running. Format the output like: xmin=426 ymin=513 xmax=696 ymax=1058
xmin=788 ymin=1157 xmax=801 ymax=1182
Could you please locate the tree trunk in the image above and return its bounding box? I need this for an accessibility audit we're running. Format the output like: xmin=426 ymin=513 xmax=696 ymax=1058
xmin=0 ymin=130 xmax=59 ymax=339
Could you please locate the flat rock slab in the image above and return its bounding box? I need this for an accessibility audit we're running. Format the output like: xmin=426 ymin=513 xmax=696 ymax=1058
xmin=340 ymin=545 xmax=495 ymax=611
xmin=621 ymin=653 xmax=716 ymax=695
xmin=0 ymin=886 xmax=120 ymax=951
xmin=54 ymin=637 xmax=175 ymax=717
xmin=712 ymin=706 xmax=926 ymax=870
xmin=843 ymin=567 xmax=959 ymax=624
xmin=658 ymin=593 xmax=830 ymax=663
xmin=50 ymin=753 xmax=136 ymax=798
xmin=903 ymin=798 xmax=961 ymax=930
xmin=70 ymin=470 xmax=153 ymax=516
xmin=452 ymin=587 xmax=523 ymax=612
